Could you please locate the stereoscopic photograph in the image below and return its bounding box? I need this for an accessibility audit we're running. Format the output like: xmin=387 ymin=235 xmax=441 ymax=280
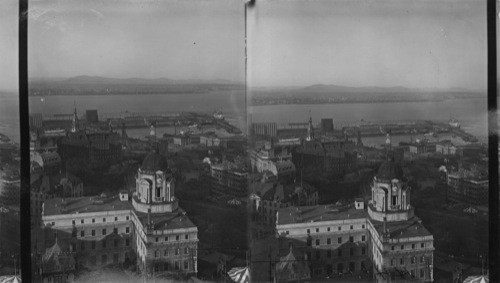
xmin=0 ymin=0 xmax=492 ymax=282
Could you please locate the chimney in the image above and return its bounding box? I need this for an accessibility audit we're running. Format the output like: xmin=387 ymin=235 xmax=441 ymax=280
xmin=383 ymin=217 xmax=387 ymax=234
xmin=148 ymin=208 xmax=151 ymax=226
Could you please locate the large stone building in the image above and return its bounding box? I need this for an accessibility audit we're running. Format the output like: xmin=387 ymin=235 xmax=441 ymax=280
xmin=210 ymin=161 xmax=248 ymax=198
xmin=276 ymin=160 xmax=434 ymax=282
xmin=446 ymin=166 xmax=488 ymax=205
xmin=40 ymin=148 xmax=198 ymax=280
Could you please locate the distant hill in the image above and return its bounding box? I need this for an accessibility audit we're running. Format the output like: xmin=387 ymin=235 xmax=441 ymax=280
xmin=29 ymin=76 xmax=244 ymax=96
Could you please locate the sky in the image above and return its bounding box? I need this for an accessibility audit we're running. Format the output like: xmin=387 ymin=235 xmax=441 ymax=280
xmin=248 ymin=0 xmax=487 ymax=90
xmin=0 ymin=0 xmax=19 ymax=91
xmin=28 ymin=0 xmax=245 ymax=83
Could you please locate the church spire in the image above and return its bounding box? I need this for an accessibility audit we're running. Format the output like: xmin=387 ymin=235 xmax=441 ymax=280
xmin=306 ymin=110 xmax=314 ymax=141
xmin=71 ymin=101 xmax=79 ymax=133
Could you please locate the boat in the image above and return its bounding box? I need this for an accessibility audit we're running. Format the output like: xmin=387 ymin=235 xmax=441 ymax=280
xmin=213 ymin=110 xmax=224 ymax=120
xmin=449 ymin=118 xmax=460 ymax=128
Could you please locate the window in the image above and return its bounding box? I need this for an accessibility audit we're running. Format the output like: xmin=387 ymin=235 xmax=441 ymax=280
xmin=81 ymin=219 xmax=84 ymax=224
xmin=114 ymin=228 xmax=118 ymax=234
xmin=420 ymin=269 xmax=425 ymax=278
xmin=420 ymin=243 xmax=425 ymax=248
xmin=327 ymin=227 xmax=331 ymax=232
xmin=102 ymin=229 xmax=107 ymax=235
xmin=391 ymin=259 xmax=395 ymax=266
xmin=412 ymin=244 xmax=415 ymax=249
xmin=156 ymin=237 xmax=159 ymax=242
xmin=184 ymin=247 xmax=189 ymax=254
xmin=114 ymin=217 xmax=118 ymax=221
xmin=286 ymin=231 xmax=289 ymax=235
xmin=327 ymin=250 xmax=332 ymax=258
xmin=350 ymin=225 xmax=353 ymax=230
xmin=420 ymin=256 xmax=425 ymax=263
xmin=92 ymin=242 xmax=96 ymax=250
xmin=126 ymin=216 xmax=129 ymax=221
xmin=401 ymin=245 xmax=404 ymax=250
xmin=175 ymin=248 xmax=180 ymax=255
xmin=338 ymin=237 xmax=342 ymax=244
xmin=338 ymin=226 xmax=341 ymax=231
xmin=362 ymin=235 xmax=366 ymax=242
xmin=316 ymin=228 xmax=319 ymax=233
xmin=327 ymin=238 xmax=331 ymax=245
xmin=176 ymin=235 xmax=180 ymax=241
xmin=155 ymin=250 xmax=160 ymax=258
xmin=391 ymin=246 xmax=395 ymax=251
xmin=165 ymin=236 xmax=168 ymax=241
xmin=362 ymin=224 xmax=365 ymax=229
xmin=184 ymin=260 xmax=189 ymax=270
xmin=92 ymin=230 xmax=95 ymax=236
xmin=338 ymin=249 xmax=342 ymax=257
xmin=101 ymin=255 xmax=107 ymax=265
xmin=349 ymin=236 xmax=353 ymax=243
xmin=92 ymin=218 xmax=95 ymax=223
xmin=126 ymin=227 xmax=130 ymax=234
xmin=72 ymin=220 xmax=75 ymax=225
xmin=411 ymin=257 xmax=416 ymax=264
xmin=362 ymin=247 xmax=366 ymax=255
xmin=400 ymin=258 xmax=404 ymax=265
xmin=315 ymin=239 xmax=320 ymax=246
xmin=185 ymin=234 xmax=189 ymax=240
xmin=114 ymin=239 xmax=118 ymax=247
xmin=102 ymin=240 xmax=107 ymax=248
xmin=175 ymin=261 xmax=180 ymax=270
xmin=125 ymin=239 xmax=130 ymax=246
xmin=307 ymin=237 xmax=312 ymax=246
xmin=103 ymin=218 xmax=106 ymax=222
xmin=307 ymin=229 xmax=310 ymax=234
xmin=51 ymin=222 xmax=55 ymax=226
xmin=164 ymin=249 xmax=168 ymax=256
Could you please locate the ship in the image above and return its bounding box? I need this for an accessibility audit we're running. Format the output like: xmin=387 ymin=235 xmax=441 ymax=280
xmin=449 ymin=118 xmax=460 ymax=128
xmin=213 ymin=109 xmax=224 ymax=120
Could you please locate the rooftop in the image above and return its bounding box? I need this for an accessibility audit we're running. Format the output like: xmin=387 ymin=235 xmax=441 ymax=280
xmin=277 ymin=204 xmax=367 ymax=226
xmin=44 ymin=195 xmax=132 ymax=216
xmin=371 ymin=217 xmax=433 ymax=240
xmin=135 ymin=208 xmax=197 ymax=230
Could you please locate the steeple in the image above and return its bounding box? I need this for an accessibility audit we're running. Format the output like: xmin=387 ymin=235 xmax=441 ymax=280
xmin=306 ymin=111 xmax=314 ymax=141
xmin=71 ymin=101 xmax=79 ymax=133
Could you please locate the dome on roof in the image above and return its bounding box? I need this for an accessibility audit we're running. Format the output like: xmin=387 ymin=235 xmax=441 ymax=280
xmin=141 ymin=151 xmax=167 ymax=172
xmin=377 ymin=161 xmax=404 ymax=180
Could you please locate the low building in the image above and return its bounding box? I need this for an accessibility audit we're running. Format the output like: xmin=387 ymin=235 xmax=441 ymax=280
xmin=30 ymin=151 xmax=61 ymax=175
xmin=200 ymin=133 xmax=221 ymax=147
xmin=210 ymin=161 xmax=248 ymax=198
xmin=250 ymin=181 xmax=318 ymax=226
xmin=436 ymin=141 xmax=457 ymax=155
xmin=447 ymin=167 xmax=488 ymax=205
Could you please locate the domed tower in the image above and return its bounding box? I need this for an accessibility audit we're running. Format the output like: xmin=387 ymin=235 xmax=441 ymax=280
xmin=368 ymin=159 xmax=414 ymax=222
xmin=132 ymin=148 xmax=178 ymax=213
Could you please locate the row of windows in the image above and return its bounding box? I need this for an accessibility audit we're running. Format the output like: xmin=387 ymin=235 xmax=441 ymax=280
xmin=71 ymin=215 xmax=130 ymax=225
xmin=307 ymin=247 xmax=367 ymax=261
xmin=154 ymin=234 xmax=191 ymax=243
xmin=391 ymin=242 xmax=426 ymax=251
xmin=154 ymin=247 xmax=196 ymax=257
xmin=73 ymin=238 xmax=130 ymax=251
xmin=153 ymin=260 xmax=190 ymax=272
xmin=305 ymin=224 xmax=366 ymax=234
xmin=308 ymin=235 xmax=366 ymax=246
xmin=390 ymin=255 xmax=428 ymax=266
xmin=77 ymin=227 xmax=130 ymax=237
